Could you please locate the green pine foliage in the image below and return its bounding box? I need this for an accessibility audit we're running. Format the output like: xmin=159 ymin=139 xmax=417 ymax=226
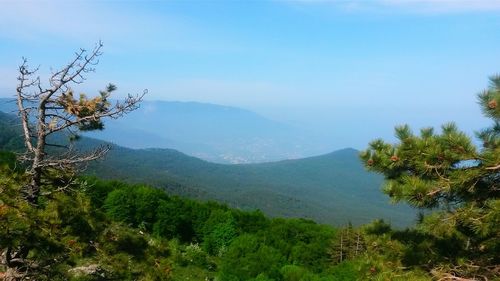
xmin=360 ymin=76 xmax=500 ymax=279
xmin=0 ymin=164 xmax=173 ymax=280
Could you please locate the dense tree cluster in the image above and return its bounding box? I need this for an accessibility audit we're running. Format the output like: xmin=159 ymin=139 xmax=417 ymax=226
xmin=0 ymin=159 xmax=337 ymax=280
xmin=1 ymin=153 xmax=430 ymax=280
xmin=89 ymin=177 xmax=338 ymax=280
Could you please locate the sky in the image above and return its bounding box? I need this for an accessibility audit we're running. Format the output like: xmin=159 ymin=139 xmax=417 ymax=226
xmin=1 ymin=0 xmax=499 ymax=150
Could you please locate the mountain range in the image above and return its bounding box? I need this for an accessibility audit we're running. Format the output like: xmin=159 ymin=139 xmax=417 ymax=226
xmin=0 ymin=98 xmax=330 ymax=163
xmin=0 ymin=108 xmax=415 ymax=226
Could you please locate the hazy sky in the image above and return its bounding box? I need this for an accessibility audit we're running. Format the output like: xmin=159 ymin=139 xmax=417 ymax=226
xmin=1 ymin=0 xmax=499 ymax=149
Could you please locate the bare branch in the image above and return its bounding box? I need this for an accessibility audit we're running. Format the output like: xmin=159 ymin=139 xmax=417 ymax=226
xmin=46 ymin=41 xmax=103 ymax=102
xmin=44 ymin=143 xmax=69 ymax=149
xmin=14 ymin=41 xmax=145 ymax=206
xmin=485 ymin=163 xmax=500 ymax=170
xmin=16 ymin=58 xmax=35 ymax=153
xmin=39 ymin=145 xmax=110 ymax=169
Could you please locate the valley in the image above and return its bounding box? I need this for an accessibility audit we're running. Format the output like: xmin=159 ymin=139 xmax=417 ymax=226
xmin=0 ymin=108 xmax=415 ymax=226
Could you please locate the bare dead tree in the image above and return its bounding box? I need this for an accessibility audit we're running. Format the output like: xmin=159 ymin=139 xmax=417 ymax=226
xmin=328 ymin=224 xmax=366 ymax=265
xmin=15 ymin=41 xmax=145 ymax=204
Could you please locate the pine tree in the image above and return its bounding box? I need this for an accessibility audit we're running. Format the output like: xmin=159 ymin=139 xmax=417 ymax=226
xmin=2 ymin=42 xmax=145 ymax=281
xmin=360 ymin=76 xmax=500 ymax=278
xmin=15 ymin=41 xmax=145 ymax=204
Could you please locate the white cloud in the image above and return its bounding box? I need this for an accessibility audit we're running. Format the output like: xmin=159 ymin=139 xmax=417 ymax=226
xmin=0 ymin=1 xmax=243 ymax=54
xmin=286 ymin=0 xmax=500 ymax=13
xmin=0 ymin=1 xmax=111 ymax=42
xmin=381 ymin=0 xmax=500 ymax=12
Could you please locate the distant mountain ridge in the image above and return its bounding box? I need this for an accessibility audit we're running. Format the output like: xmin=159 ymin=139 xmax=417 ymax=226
xmin=0 ymin=98 xmax=329 ymax=163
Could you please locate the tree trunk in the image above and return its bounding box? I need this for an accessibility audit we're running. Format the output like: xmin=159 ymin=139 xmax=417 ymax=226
xmin=26 ymin=166 xmax=42 ymax=204
xmin=25 ymin=102 xmax=47 ymax=205
xmin=1 ymin=247 xmax=29 ymax=281
xmin=339 ymin=232 xmax=344 ymax=263
xmin=355 ymin=232 xmax=360 ymax=256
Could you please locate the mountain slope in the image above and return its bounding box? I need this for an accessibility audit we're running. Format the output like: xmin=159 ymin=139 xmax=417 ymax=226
xmin=88 ymin=144 xmax=415 ymax=226
xmin=0 ymin=110 xmax=415 ymax=227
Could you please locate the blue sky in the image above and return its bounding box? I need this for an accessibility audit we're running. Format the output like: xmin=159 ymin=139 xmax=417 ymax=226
xmin=1 ymin=0 xmax=499 ymax=149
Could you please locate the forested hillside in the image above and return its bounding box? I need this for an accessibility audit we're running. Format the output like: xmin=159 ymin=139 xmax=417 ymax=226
xmin=87 ymin=145 xmax=414 ymax=226
xmin=0 ymin=156 xmax=432 ymax=280
xmin=0 ymin=110 xmax=415 ymax=226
